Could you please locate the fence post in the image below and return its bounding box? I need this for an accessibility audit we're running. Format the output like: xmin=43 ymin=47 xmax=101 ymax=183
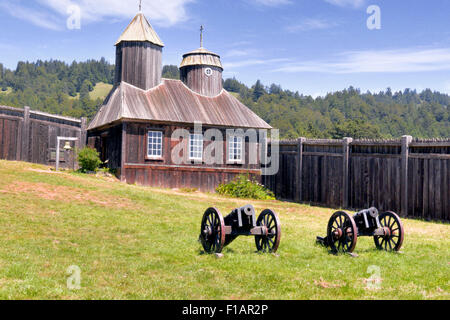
xmin=15 ymin=111 xmax=23 ymax=161
xmin=342 ymin=137 xmax=353 ymax=209
xmin=295 ymin=137 xmax=306 ymax=203
xmin=401 ymin=135 xmax=413 ymax=217
xmin=21 ymin=106 xmax=30 ymax=162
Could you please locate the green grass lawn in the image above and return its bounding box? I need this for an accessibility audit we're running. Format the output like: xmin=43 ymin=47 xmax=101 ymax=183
xmin=0 ymin=160 xmax=448 ymax=300
xmin=229 ymin=92 xmax=240 ymax=99
xmin=67 ymin=82 xmax=113 ymax=101
xmin=89 ymin=82 xmax=112 ymax=100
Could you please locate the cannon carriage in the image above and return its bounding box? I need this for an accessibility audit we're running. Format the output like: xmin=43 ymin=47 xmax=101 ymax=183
xmin=317 ymin=208 xmax=404 ymax=254
xmin=199 ymin=205 xmax=281 ymax=254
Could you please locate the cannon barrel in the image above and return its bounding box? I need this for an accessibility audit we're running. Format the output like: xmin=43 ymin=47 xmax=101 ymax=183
xmin=368 ymin=207 xmax=379 ymax=218
xmin=231 ymin=205 xmax=256 ymax=228
xmin=200 ymin=205 xmax=281 ymax=254
xmin=223 ymin=205 xmax=257 ymax=246
xmin=354 ymin=207 xmax=379 ymax=219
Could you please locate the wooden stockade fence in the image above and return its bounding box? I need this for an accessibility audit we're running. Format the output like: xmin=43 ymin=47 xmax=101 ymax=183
xmin=0 ymin=105 xmax=87 ymax=168
xmin=1 ymin=104 xmax=448 ymax=222
xmin=263 ymin=137 xmax=450 ymax=222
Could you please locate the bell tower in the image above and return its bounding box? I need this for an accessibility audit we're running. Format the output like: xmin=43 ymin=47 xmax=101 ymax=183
xmin=114 ymin=9 xmax=164 ymax=90
xmin=180 ymin=26 xmax=223 ymax=97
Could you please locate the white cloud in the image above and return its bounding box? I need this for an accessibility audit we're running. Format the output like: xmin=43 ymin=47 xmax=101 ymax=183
xmin=0 ymin=0 xmax=194 ymax=30
xmin=0 ymin=1 xmax=62 ymax=30
xmin=39 ymin=0 xmax=193 ymax=26
xmin=286 ymin=18 xmax=338 ymax=32
xmin=224 ymin=58 xmax=290 ymax=69
xmin=324 ymin=0 xmax=366 ymax=8
xmin=248 ymin=0 xmax=292 ymax=7
xmin=250 ymin=0 xmax=365 ymax=8
xmin=224 ymin=48 xmax=260 ymax=58
xmin=273 ymin=48 xmax=450 ymax=74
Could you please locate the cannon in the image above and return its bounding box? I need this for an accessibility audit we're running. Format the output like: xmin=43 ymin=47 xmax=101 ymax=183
xmin=199 ymin=205 xmax=281 ymax=254
xmin=317 ymin=208 xmax=404 ymax=254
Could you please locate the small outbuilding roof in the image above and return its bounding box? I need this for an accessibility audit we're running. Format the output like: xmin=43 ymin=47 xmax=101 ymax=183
xmin=115 ymin=12 xmax=164 ymax=47
xmin=180 ymin=47 xmax=223 ymax=70
xmin=88 ymin=79 xmax=271 ymax=130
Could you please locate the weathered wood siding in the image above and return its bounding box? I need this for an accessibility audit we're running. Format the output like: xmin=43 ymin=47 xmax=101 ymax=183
xmin=180 ymin=65 xmax=223 ymax=97
xmin=263 ymin=143 xmax=298 ymax=202
xmin=302 ymin=142 xmax=344 ymax=208
xmin=264 ymin=137 xmax=450 ymax=222
xmin=349 ymin=144 xmax=402 ymax=212
xmin=0 ymin=105 xmax=86 ymax=167
xmin=121 ymin=122 xmax=262 ymax=191
xmin=0 ymin=106 xmax=24 ymax=161
xmin=115 ymin=41 xmax=162 ymax=90
xmin=124 ymin=166 xmax=258 ymax=192
xmin=407 ymin=143 xmax=450 ymax=221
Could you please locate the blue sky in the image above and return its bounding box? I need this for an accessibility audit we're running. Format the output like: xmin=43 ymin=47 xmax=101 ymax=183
xmin=0 ymin=0 xmax=449 ymax=96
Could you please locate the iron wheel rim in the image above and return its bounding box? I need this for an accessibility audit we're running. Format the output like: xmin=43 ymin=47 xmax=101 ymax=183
xmin=255 ymin=209 xmax=281 ymax=253
xmin=326 ymin=211 xmax=358 ymax=254
xmin=374 ymin=211 xmax=404 ymax=252
xmin=200 ymin=207 xmax=225 ymax=254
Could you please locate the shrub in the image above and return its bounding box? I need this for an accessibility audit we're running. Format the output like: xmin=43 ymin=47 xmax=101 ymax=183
xmin=77 ymin=147 xmax=102 ymax=173
xmin=216 ymin=174 xmax=275 ymax=200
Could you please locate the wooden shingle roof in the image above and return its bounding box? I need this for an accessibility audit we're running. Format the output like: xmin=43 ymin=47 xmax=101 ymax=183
xmin=180 ymin=47 xmax=223 ymax=70
xmin=115 ymin=13 xmax=164 ymax=47
xmin=88 ymin=79 xmax=271 ymax=130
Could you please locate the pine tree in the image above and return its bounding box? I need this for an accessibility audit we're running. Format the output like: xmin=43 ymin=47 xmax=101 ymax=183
xmin=252 ymin=80 xmax=265 ymax=101
xmin=162 ymin=65 xmax=180 ymax=80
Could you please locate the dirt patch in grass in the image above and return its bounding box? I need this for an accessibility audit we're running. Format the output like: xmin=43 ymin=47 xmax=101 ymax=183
xmin=314 ymin=278 xmax=346 ymax=289
xmin=0 ymin=181 xmax=132 ymax=209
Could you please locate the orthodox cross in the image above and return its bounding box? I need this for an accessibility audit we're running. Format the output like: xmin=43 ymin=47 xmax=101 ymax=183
xmin=139 ymin=0 xmax=142 ymax=11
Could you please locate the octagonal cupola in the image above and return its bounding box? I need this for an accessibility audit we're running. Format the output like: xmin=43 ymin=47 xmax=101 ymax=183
xmin=114 ymin=11 xmax=164 ymax=90
xmin=180 ymin=27 xmax=223 ymax=97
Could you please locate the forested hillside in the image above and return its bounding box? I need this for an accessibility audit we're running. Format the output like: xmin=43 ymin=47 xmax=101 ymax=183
xmin=0 ymin=60 xmax=448 ymax=138
xmin=224 ymin=78 xmax=450 ymax=139
xmin=0 ymin=59 xmax=114 ymax=119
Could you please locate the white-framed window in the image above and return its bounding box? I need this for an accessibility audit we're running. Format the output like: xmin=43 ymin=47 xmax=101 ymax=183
xmin=189 ymin=133 xmax=204 ymax=161
xmin=228 ymin=135 xmax=243 ymax=163
xmin=147 ymin=131 xmax=163 ymax=159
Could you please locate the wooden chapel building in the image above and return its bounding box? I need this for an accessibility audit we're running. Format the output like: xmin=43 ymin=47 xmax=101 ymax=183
xmin=87 ymin=12 xmax=271 ymax=191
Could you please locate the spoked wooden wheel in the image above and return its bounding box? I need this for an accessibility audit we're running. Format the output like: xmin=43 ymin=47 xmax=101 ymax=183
xmin=374 ymin=211 xmax=404 ymax=251
xmin=326 ymin=211 xmax=358 ymax=254
xmin=255 ymin=209 xmax=281 ymax=253
xmin=200 ymin=208 xmax=226 ymax=254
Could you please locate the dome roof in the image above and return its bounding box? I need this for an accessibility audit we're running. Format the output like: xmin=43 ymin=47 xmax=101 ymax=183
xmin=115 ymin=13 xmax=164 ymax=47
xmin=180 ymin=47 xmax=223 ymax=70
